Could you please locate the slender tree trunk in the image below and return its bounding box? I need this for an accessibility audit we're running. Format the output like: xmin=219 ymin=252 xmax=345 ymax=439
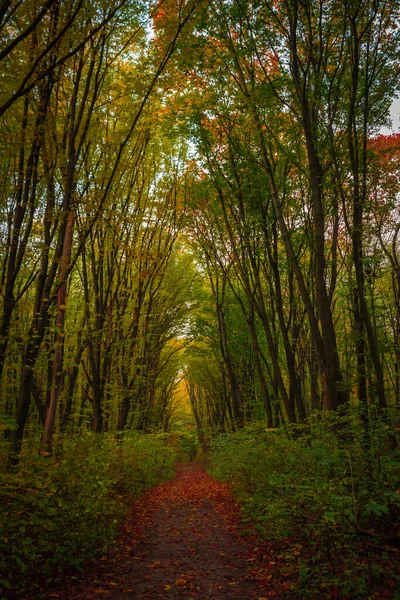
xmin=247 ymin=306 xmax=273 ymax=427
xmin=0 ymin=90 xmax=47 ymax=381
xmin=268 ymin=223 xmax=307 ymax=420
xmin=41 ymin=211 xmax=75 ymax=449
xmin=216 ymin=298 xmax=243 ymax=425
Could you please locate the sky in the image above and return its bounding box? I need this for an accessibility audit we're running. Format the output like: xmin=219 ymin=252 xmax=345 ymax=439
xmin=381 ymin=96 xmax=400 ymax=134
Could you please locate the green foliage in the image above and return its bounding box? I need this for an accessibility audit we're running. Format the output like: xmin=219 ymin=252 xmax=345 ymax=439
xmin=210 ymin=410 xmax=400 ymax=598
xmin=0 ymin=432 xmax=176 ymax=597
xmin=177 ymin=431 xmax=199 ymax=461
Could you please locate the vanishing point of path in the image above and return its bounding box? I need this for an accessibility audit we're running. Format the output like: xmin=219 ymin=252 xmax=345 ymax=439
xmin=51 ymin=463 xmax=276 ymax=600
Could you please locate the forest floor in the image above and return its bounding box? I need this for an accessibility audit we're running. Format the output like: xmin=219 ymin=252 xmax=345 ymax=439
xmin=43 ymin=462 xmax=398 ymax=600
xmin=46 ymin=462 xmax=288 ymax=600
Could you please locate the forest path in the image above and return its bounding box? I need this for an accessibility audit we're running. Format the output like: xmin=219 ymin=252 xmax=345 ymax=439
xmin=53 ymin=462 xmax=274 ymax=600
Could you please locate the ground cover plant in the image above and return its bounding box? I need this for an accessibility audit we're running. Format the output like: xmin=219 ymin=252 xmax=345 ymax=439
xmin=210 ymin=411 xmax=400 ymax=598
xmin=0 ymin=431 xmax=177 ymax=597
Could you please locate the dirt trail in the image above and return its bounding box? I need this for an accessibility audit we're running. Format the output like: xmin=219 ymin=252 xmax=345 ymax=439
xmin=53 ymin=463 xmax=268 ymax=600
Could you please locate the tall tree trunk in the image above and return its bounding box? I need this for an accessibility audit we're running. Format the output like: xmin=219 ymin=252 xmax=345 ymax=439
xmin=347 ymin=13 xmax=386 ymax=411
xmin=216 ymin=293 xmax=243 ymax=426
xmin=41 ymin=210 xmax=75 ymax=449
xmin=247 ymin=305 xmax=273 ymax=427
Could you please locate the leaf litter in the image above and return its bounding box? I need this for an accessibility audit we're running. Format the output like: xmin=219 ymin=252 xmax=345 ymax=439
xmin=46 ymin=462 xmax=291 ymax=599
xmin=45 ymin=462 xmax=397 ymax=600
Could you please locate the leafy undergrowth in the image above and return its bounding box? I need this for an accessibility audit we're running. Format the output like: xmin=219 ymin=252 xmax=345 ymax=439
xmin=2 ymin=413 xmax=399 ymax=600
xmin=43 ymin=462 xmax=297 ymax=599
xmin=210 ymin=410 xmax=400 ymax=599
xmin=0 ymin=432 xmax=177 ymax=598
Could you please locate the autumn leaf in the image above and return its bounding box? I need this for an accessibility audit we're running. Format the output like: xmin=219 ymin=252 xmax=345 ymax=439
xmin=174 ymin=578 xmax=187 ymax=586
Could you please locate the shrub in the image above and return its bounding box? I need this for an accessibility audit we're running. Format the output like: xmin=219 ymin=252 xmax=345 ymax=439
xmin=0 ymin=431 xmax=177 ymax=597
xmin=209 ymin=409 xmax=400 ymax=598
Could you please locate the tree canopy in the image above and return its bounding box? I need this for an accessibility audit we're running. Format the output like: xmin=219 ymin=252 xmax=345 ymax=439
xmin=0 ymin=0 xmax=400 ymax=456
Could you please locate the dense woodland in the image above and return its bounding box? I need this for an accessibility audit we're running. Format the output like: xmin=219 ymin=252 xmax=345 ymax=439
xmin=1 ymin=0 xmax=400 ymax=597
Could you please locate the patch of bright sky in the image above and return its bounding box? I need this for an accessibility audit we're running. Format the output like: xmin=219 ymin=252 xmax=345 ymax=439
xmin=381 ymin=96 xmax=400 ymax=134
xmin=145 ymin=19 xmax=155 ymax=41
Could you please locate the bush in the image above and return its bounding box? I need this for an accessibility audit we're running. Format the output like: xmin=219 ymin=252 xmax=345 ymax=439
xmin=209 ymin=409 xmax=400 ymax=598
xmin=0 ymin=431 xmax=177 ymax=598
